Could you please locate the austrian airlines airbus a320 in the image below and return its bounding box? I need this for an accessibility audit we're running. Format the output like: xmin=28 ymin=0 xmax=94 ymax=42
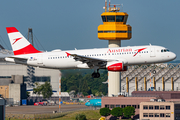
xmin=5 ymin=27 xmax=176 ymax=78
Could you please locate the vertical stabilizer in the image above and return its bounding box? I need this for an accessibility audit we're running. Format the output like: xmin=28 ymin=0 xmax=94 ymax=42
xmin=6 ymin=27 xmax=41 ymax=55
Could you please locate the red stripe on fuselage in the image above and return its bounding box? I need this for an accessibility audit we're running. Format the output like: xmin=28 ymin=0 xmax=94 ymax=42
xmin=6 ymin=27 xmax=19 ymax=34
xmin=13 ymin=44 xmax=42 ymax=55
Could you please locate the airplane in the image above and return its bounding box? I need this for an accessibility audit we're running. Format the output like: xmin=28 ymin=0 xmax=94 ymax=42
xmin=85 ymin=99 xmax=101 ymax=107
xmin=5 ymin=27 xmax=176 ymax=78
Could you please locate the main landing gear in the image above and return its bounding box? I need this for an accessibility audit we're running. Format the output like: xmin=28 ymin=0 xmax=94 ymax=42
xmin=92 ymin=69 xmax=100 ymax=78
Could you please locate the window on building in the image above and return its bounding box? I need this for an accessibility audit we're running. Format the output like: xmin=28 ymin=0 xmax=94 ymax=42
xmin=138 ymin=105 xmax=140 ymax=109
xmin=132 ymin=105 xmax=136 ymax=109
xmin=24 ymin=76 xmax=51 ymax=82
xmin=101 ymin=16 xmax=106 ymax=22
xmin=116 ymin=16 xmax=124 ymax=22
xmin=175 ymin=104 xmax=180 ymax=110
xmin=143 ymin=105 xmax=148 ymax=109
xmin=160 ymin=113 xmax=164 ymax=117
xmin=166 ymin=106 xmax=170 ymax=110
xmin=127 ymin=105 xmax=131 ymax=107
xmin=121 ymin=105 xmax=125 ymax=108
xmin=116 ymin=105 xmax=120 ymax=107
xmin=110 ymin=105 xmax=114 ymax=108
xmin=149 ymin=105 xmax=153 ymax=109
xmin=155 ymin=106 xmax=159 ymax=109
xmin=107 ymin=16 xmax=115 ymax=22
xmin=160 ymin=105 xmax=164 ymax=110
xmin=149 ymin=113 xmax=153 ymax=117
xmin=143 ymin=113 xmax=148 ymax=117
xmin=155 ymin=113 xmax=159 ymax=117
xmin=166 ymin=113 xmax=170 ymax=117
xmin=105 ymin=105 xmax=109 ymax=108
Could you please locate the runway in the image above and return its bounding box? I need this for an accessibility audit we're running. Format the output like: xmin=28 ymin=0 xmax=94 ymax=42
xmin=6 ymin=104 xmax=89 ymax=114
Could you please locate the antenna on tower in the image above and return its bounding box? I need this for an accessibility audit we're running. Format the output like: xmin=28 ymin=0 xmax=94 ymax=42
xmin=27 ymin=28 xmax=35 ymax=88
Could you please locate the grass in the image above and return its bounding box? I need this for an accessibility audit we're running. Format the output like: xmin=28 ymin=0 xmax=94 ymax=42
xmin=48 ymin=110 xmax=101 ymax=120
xmin=5 ymin=110 xmax=101 ymax=120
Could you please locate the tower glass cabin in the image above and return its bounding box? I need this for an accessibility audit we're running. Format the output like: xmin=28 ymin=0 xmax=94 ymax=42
xmin=98 ymin=12 xmax=132 ymax=40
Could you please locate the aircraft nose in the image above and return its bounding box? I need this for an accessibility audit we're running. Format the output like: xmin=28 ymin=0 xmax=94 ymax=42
xmin=171 ymin=52 xmax=176 ymax=60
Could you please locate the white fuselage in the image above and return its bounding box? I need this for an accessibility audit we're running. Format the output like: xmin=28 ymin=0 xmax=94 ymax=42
xmin=5 ymin=45 xmax=176 ymax=70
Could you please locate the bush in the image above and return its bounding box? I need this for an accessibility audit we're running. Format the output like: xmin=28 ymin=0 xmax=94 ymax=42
xmin=111 ymin=107 xmax=123 ymax=117
xmin=99 ymin=107 xmax=111 ymax=117
xmin=75 ymin=114 xmax=87 ymax=120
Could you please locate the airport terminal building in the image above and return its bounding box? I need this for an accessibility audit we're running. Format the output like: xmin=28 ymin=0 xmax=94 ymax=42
xmin=0 ymin=62 xmax=60 ymax=91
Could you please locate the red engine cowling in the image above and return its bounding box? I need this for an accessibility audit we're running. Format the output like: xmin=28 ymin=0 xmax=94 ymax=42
xmin=107 ymin=62 xmax=127 ymax=71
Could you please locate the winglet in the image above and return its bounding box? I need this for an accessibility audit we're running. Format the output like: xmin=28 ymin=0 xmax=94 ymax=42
xmin=65 ymin=52 xmax=71 ymax=57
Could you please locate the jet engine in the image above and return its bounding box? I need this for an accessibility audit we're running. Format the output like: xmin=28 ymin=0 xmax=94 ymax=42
xmin=107 ymin=61 xmax=127 ymax=71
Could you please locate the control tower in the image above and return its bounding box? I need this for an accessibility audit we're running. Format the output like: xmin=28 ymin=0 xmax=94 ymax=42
xmin=98 ymin=0 xmax=132 ymax=97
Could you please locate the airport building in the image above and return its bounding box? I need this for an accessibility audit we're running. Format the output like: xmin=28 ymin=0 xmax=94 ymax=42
xmin=0 ymin=62 xmax=60 ymax=92
xmin=102 ymin=91 xmax=180 ymax=119
xmin=140 ymin=101 xmax=180 ymax=120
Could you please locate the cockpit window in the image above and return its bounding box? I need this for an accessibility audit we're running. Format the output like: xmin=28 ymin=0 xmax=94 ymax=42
xmin=161 ymin=49 xmax=170 ymax=52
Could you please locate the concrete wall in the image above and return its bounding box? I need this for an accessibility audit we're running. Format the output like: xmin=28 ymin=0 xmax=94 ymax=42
xmin=9 ymin=84 xmax=20 ymax=102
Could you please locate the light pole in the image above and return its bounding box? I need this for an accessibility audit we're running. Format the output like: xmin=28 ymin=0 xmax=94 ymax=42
xmin=5 ymin=87 xmax=7 ymax=99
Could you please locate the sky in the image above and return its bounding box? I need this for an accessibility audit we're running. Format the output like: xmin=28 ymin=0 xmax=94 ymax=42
xmin=0 ymin=0 xmax=180 ymax=59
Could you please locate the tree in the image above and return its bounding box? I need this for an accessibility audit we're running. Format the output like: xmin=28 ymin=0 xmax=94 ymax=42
xmin=111 ymin=107 xmax=123 ymax=118
xmin=123 ymin=106 xmax=135 ymax=118
xmin=26 ymin=91 xmax=30 ymax=98
xmin=41 ymin=81 xmax=53 ymax=99
xmin=33 ymin=81 xmax=53 ymax=99
xmin=33 ymin=82 xmax=43 ymax=96
xmin=99 ymin=107 xmax=111 ymax=118
xmin=81 ymin=80 xmax=89 ymax=96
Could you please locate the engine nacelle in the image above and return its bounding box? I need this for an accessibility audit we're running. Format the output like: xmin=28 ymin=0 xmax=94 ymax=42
xmin=107 ymin=62 xmax=127 ymax=71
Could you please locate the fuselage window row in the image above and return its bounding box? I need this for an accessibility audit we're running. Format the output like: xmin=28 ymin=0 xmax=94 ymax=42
xmin=47 ymin=51 xmax=149 ymax=59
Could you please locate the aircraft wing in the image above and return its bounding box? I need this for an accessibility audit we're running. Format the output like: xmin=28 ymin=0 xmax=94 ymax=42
xmin=66 ymin=52 xmax=107 ymax=68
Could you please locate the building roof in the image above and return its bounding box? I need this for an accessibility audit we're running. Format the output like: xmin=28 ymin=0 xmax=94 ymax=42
xmin=29 ymin=91 xmax=69 ymax=97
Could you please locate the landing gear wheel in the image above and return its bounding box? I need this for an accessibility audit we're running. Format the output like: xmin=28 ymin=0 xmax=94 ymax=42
xmin=92 ymin=72 xmax=96 ymax=78
xmin=96 ymin=72 xmax=100 ymax=78
xmin=91 ymin=72 xmax=100 ymax=78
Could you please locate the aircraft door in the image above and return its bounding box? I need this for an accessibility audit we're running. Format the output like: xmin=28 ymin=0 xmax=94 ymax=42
xmin=37 ymin=55 xmax=43 ymax=64
xmin=150 ymin=47 xmax=156 ymax=57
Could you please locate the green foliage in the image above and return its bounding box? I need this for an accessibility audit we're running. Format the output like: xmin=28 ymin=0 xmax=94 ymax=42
xmin=99 ymin=107 xmax=111 ymax=117
xmin=33 ymin=81 xmax=53 ymax=99
xmin=61 ymin=69 xmax=108 ymax=96
xmin=75 ymin=114 xmax=87 ymax=120
xmin=26 ymin=91 xmax=30 ymax=98
xmin=123 ymin=106 xmax=135 ymax=118
xmin=33 ymin=82 xmax=43 ymax=95
xmin=111 ymin=107 xmax=123 ymax=117
xmin=41 ymin=81 xmax=53 ymax=99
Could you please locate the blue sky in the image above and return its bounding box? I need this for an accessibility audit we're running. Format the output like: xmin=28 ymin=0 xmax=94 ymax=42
xmin=0 ymin=0 xmax=180 ymax=59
